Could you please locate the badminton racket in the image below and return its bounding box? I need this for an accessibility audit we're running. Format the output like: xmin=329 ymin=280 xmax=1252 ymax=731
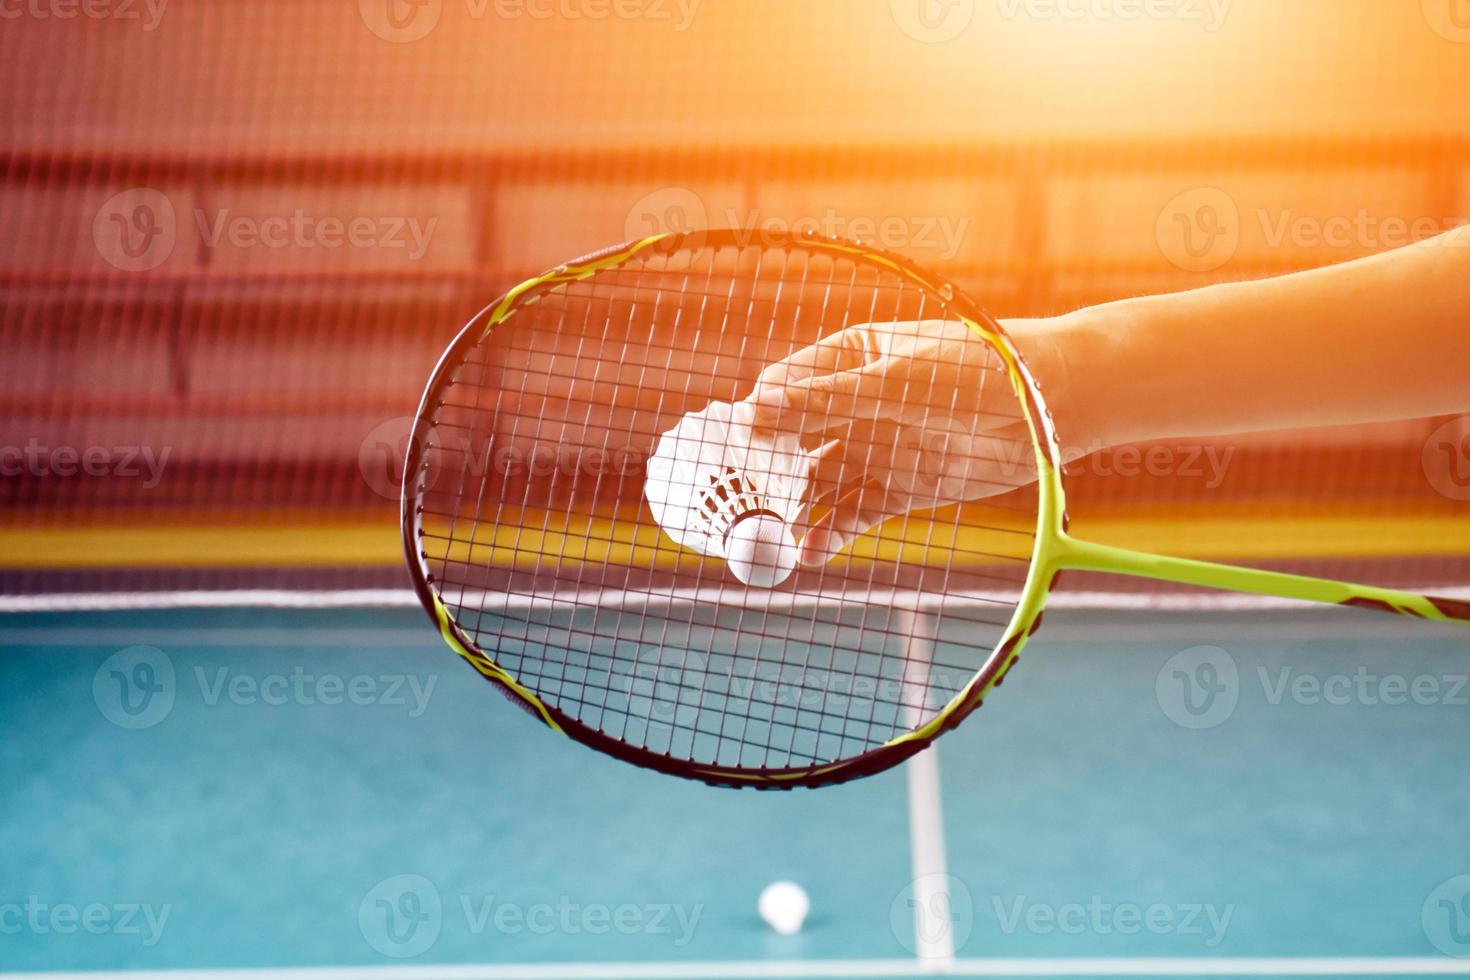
xmin=402 ymin=228 xmax=1468 ymax=789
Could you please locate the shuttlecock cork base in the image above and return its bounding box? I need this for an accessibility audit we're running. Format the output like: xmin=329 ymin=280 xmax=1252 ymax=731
xmin=724 ymin=511 xmax=800 ymax=588
xmin=644 ymin=400 xmax=810 ymax=589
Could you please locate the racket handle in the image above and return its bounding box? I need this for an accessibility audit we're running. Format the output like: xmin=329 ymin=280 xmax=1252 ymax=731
xmin=1054 ymin=536 xmax=1470 ymax=625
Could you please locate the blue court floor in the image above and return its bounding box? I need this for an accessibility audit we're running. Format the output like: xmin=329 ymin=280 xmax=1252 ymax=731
xmin=1 ymin=604 xmax=1468 ymax=976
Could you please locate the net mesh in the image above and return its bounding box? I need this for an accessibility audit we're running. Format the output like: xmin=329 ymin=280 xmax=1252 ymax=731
xmin=1 ymin=0 xmax=1468 ymax=599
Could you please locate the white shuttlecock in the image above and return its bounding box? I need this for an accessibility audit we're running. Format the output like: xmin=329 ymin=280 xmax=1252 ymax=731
xmin=644 ymin=400 xmax=809 ymax=588
xmin=758 ymin=880 xmax=810 ymax=935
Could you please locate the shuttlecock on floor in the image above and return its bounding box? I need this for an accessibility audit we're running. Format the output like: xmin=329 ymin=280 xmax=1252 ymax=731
xmin=758 ymin=880 xmax=810 ymax=935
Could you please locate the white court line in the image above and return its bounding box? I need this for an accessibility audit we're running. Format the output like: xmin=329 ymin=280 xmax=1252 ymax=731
xmin=0 ymin=628 xmax=436 ymax=647
xmin=3 ymin=958 xmax=1468 ymax=979
xmin=4 ymin=586 xmax=1468 ymax=615
xmin=899 ymin=608 xmax=956 ymax=969
xmin=0 ymin=621 xmax=1450 ymax=650
xmin=0 ymin=589 xmax=420 ymax=613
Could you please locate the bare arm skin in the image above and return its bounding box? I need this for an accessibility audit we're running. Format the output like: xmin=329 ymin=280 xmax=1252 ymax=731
xmin=1021 ymin=229 xmax=1470 ymax=450
xmin=742 ymin=229 xmax=1470 ymax=564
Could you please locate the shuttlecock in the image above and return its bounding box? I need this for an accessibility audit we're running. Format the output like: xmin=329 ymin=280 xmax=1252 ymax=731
xmin=644 ymin=400 xmax=810 ymax=588
xmin=758 ymin=880 xmax=810 ymax=935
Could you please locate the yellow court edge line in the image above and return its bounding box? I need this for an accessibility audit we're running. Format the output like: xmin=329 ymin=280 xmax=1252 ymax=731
xmin=1 ymin=515 xmax=1468 ymax=568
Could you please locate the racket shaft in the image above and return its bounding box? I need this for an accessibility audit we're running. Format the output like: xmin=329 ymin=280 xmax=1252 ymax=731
xmin=1055 ymin=536 xmax=1470 ymax=625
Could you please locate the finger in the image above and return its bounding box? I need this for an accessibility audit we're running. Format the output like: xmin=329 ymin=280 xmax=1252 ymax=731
xmin=807 ymin=423 xmax=903 ymax=503
xmin=798 ymin=483 xmax=900 ymax=567
xmin=751 ymin=327 xmax=873 ymax=392
xmin=747 ymin=361 xmax=900 ymax=435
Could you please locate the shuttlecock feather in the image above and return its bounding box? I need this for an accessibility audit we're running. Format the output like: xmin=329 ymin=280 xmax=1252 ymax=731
xmin=644 ymin=400 xmax=810 ymax=588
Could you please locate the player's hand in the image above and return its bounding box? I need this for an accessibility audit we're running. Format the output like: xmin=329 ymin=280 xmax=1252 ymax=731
xmin=735 ymin=319 xmax=1044 ymax=566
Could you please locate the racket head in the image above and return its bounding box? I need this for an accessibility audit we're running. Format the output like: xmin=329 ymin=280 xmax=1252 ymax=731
xmin=401 ymin=229 xmax=1068 ymax=789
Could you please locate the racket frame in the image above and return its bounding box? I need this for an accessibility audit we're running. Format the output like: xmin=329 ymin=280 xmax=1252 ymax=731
xmin=401 ymin=229 xmax=1066 ymax=789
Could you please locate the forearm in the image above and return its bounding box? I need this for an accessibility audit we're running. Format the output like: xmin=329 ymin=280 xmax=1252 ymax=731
xmin=1012 ymin=230 xmax=1470 ymax=449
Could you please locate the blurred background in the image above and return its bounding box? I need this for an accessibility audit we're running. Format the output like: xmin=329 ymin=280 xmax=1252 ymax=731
xmin=2 ymin=0 xmax=1468 ymax=590
xmin=1 ymin=0 xmax=1468 ymax=975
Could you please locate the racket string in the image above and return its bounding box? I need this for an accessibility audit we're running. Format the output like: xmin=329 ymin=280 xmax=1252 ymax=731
xmin=419 ymin=239 xmax=1039 ymax=771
